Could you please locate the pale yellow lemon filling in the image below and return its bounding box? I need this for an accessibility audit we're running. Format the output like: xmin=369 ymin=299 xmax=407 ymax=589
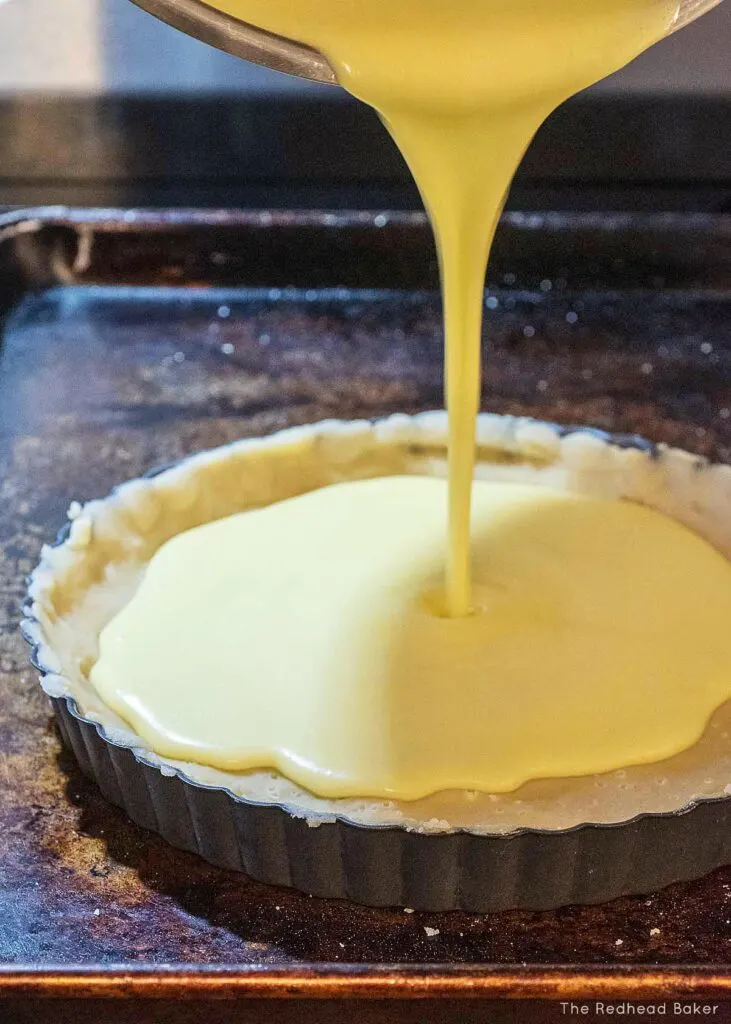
xmin=89 ymin=0 xmax=724 ymax=801
xmin=91 ymin=477 xmax=731 ymax=800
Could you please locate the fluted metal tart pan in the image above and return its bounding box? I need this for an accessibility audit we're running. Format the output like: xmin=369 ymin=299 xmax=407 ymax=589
xmin=22 ymin=414 xmax=731 ymax=911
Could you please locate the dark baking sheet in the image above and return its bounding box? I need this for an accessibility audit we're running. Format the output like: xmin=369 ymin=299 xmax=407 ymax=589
xmin=2 ymin=208 xmax=731 ymax=1009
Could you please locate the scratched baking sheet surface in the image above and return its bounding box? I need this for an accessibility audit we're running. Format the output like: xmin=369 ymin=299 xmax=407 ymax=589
xmin=2 ymin=210 xmax=731 ymax=966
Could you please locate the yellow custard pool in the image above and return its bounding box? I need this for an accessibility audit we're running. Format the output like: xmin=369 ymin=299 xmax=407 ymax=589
xmin=92 ymin=473 xmax=731 ymax=800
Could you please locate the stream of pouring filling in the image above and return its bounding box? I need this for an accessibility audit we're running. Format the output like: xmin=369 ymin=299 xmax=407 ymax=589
xmin=204 ymin=0 xmax=679 ymax=613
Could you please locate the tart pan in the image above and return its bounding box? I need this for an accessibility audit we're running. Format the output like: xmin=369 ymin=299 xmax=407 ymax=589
xmin=22 ymin=413 xmax=731 ymax=912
